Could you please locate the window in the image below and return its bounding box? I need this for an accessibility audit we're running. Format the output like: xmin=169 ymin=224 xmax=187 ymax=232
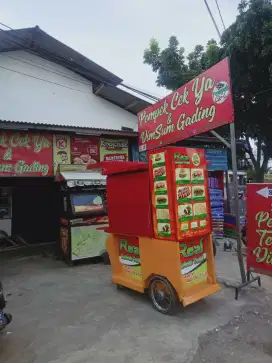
xmin=71 ymin=193 xmax=104 ymax=214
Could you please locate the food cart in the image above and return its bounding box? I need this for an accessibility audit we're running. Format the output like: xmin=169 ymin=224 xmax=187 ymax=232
xmin=104 ymin=146 xmax=220 ymax=314
xmin=56 ymin=164 xmax=109 ymax=265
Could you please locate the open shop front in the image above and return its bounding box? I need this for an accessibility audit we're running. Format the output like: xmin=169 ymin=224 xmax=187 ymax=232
xmin=0 ymin=177 xmax=58 ymax=247
xmin=56 ymin=164 xmax=109 ymax=265
xmin=0 ymin=131 xmax=131 ymax=252
xmin=0 ymin=132 xmax=58 ymax=249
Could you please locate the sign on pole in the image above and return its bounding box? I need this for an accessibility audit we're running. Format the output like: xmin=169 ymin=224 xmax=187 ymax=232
xmin=138 ymin=58 xmax=234 ymax=152
xmin=247 ymin=183 xmax=272 ymax=276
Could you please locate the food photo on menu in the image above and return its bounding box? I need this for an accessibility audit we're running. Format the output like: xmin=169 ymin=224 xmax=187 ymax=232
xmin=190 ymin=221 xmax=199 ymax=231
xmin=154 ymin=181 xmax=168 ymax=195
xmin=199 ymin=219 xmax=207 ymax=228
xmin=175 ymin=168 xmax=191 ymax=184
xmin=157 ymin=222 xmax=171 ymax=237
xmin=181 ymin=222 xmax=189 ymax=232
xmin=193 ymin=202 xmax=207 ymax=219
xmin=73 ymin=154 xmax=97 ymax=165
xmin=178 ymin=204 xmax=193 ymax=221
xmin=153 ymin=166 xmax=166 ymax=181
xmin=177 ymin=186 xmax=192 ymax=203
xmin=156 ymin=209 xmax=170 ymax=222
xmin=191 ymin=169 xmax=204 ymax=183
xmin=192 ymin=186 xmax=206 ymax=201
xmin=152 ymin=152 xmax=165 ymax=166
xmin=155 ymin=195 xmax=168 ymax=208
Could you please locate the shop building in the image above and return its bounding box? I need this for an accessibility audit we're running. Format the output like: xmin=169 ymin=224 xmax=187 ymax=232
xmin=0 ymin=26 xmax=149 ymax=247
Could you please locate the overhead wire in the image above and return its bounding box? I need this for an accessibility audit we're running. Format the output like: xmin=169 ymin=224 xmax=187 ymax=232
xmin=2 ymin=13 xmax=270 ymax=106
xmin=215 ymin=0 xmax=226 ymax=30
xmin=211 ymin=1 xmax=272 ymax=100
xmin=0 ymin=64 xmax=93 ymax=94
xmin=0 ymin=51 xmax=94 ymax=88
xmin=0 ymin=21 xmax=113 ymax=80
xmin=119 ymin=82 xmax=162 ymax=100
xmin=0 ymin=22 xmax=160 ymax=102
xmin=203 ymin=0 xmax=222 ymax=39
xmin=0 ymin=25 xmax=158 ymax=102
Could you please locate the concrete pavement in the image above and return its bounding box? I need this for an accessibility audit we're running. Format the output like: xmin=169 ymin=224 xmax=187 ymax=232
xmin=0 ymin=241 xmax=271 ymax=363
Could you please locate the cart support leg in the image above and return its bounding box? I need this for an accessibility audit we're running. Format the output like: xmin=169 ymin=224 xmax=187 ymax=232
xmin=225 ymin=272 xmax=261 ymax=300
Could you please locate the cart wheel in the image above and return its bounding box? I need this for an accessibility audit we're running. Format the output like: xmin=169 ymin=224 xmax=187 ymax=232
xmin=149 ymin=276 xmax=179 ymax=315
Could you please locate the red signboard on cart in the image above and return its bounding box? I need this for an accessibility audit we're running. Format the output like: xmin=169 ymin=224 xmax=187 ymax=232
xmin=138 ymin=58 xmax=234 ymax=152
xmin=0 ymin=131 xmax=53 ymax=176
xmin=247 ymin=183 xmax=272 ymax=276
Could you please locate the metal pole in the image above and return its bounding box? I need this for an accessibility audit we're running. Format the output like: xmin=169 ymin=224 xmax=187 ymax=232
xmin=230 ymin=122 xmax=247 ymax=283
xmin=224 ymin=170 xmax=231 ymax=213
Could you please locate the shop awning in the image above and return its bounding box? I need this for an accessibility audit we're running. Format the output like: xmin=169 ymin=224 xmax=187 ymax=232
xmin=56 ymin=164 xmax=107 ymax=187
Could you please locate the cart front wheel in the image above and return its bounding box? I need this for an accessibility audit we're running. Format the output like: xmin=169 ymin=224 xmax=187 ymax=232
xmin=149 ymin=276 xmax=179 ymax=315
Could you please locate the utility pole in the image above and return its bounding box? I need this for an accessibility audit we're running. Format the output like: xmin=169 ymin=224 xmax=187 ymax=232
xmin=203 ymin=0 xmax=247 ymax=283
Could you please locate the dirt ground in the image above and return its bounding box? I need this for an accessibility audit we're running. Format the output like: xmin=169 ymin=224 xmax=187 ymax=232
xmin=192 ymin=306 xmax=272 ymax=363
xmin=0 ymin=242 xmax=271 ymax=363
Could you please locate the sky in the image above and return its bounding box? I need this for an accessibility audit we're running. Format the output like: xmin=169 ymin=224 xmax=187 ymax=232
xmin=1 ymin=0 xmax=241 ymax=99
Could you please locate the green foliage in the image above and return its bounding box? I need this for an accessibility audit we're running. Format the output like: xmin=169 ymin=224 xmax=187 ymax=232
xmin=143 ymin=0 xmax=272 ymax=182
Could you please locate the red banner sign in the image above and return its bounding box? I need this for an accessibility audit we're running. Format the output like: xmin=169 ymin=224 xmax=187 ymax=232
xmin=138 ymin=58 xmax=234 ymax=152
xmin=0 ymin=132 xmax=53 ymax=176
xmin=71 ymin=136 xmax=100 ymax=165
xmin=247 ymin=184 xmax=272 ymax=276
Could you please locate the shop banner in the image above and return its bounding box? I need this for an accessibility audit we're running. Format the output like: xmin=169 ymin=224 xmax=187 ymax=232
xmin=53 ymin=135 xmax=71 ymax=174
xmin=118 ymin=236 xmax=142 ymax=280
xmin=71 ymin=136 xmax=100 ymax=165
xmin=180 ymin=236 xmax=208 ymax=286
xmin=0 ymin=131 xmax=53 ymax=176
xmin=100 ymin=138 xmax=128 ymax=162
xmin=138 ymin=58 xmax=234 ymax=152
xmin=205 ymin=149 xmax=228 ymax=171
xmin=247 ymin=184 xmax=272 ymax=276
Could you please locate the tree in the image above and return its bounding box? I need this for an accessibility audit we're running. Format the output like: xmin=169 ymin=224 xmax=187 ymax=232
xmin=143 ymin=0 xmax=272 ymax=182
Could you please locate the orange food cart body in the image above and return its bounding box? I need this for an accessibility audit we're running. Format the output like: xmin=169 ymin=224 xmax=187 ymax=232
xmin=104 ymin=147 xmax=220 ymax=312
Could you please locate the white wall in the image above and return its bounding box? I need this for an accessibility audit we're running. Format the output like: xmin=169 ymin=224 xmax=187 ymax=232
xmin=0 ymin=51 xmax=137 ymax=130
